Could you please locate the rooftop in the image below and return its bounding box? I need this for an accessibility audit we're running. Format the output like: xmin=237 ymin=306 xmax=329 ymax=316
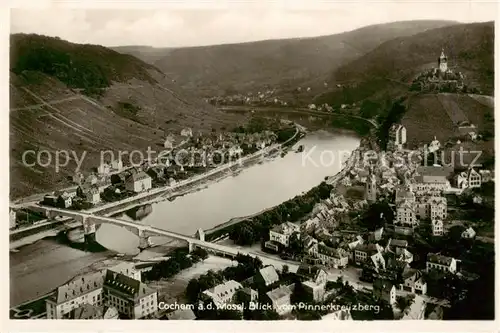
xmin=257 ymin=265 xmax=280 ymax=286
xmin=52 ymin=270 xmax=105 ymax=304
xmin=103 ymin=270 xmax=155 ymax=300
xmin=427 ymin=253 xmax=454 ymax=266
xmin=266 ymin=285 xmax=294 ymax=302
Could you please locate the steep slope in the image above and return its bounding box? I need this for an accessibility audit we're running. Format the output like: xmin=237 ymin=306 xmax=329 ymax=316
xmin=132 ymin=20 xmax=457 ymax=97
xmin=317 ymin=21 xmax=494 ymax=106
xmin=10 ymin=34 xmax=245 ymax=199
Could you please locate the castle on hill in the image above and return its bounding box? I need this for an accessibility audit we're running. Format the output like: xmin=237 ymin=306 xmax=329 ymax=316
xmin=410 ymin=49 xmax=466 ymax=93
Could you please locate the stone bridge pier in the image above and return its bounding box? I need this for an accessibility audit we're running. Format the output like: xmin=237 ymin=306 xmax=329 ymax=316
xmin=134 ymin=228 xmax=155 ymax=251
xmin=189 ymin=228 xmax=206 ymax=253
xmin=81 ymin=216 xmax=97 ymax=244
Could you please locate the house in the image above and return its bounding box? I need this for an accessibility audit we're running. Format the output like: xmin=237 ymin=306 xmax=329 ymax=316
xmin=72 ymin=172 xmax=85 ymax=185
xmin=266 ymin=284 xmax=294 ymax=315
xmin=426 ymin=253 xmax=458 ymax=274
xmin=373 ymin=279 xmax=396 ymax=305
xmin=398 ymin=249 xmax=414 ymax=264
xmin=370 ymin=252 xmax=386 ymax=272
xmin=454 ymin=171 xmax=468 ymax=190
xmin=268 ymin=222 xmax=300 ymax=247
xmin=461 ymin=227 xmax=476 ymax=239
xmin=315 ymin=244 xmax=348 ymax=268
xmin=431 ymin=219 xmax=444 ymax=236
xmin=146 ymin=166 xmax=165 ymax=180
xmin=427 ymin=136 xmax=441 ymax=154
xmin=65 ymin=303 xmax=103 ymax=319
xmin=43 ymin=194 xmax=59 ymax=207
xmin=468 ymin=168 xmax=481 ymax=188
xmin=385 ymin=239 xmax=408 ymax=255
xmin=395 ymin=200 xmax=417 ymax=228
xmin=413 ymin=166 xmax=452 ymax=194
xmin=9 ymin=208 xmax=16 ymax=229
xmin=201 ymin=280 xmax=242 ymax=308
xmin=181 ymin=128 xmax=193 ymax=137
xmin=125 ymin=171 xmax=152 ymax=193
xmin=109 ymin=262 xmax=142 ymax=282
xmin=254 ymin=266 xmax=280 ymax=287
xmin=400 ymin=267 xmax=427 ymax=295
xmin=111 ymin=172 xmax=128 ymax=185
xmin=353 ymin=243 xmax=381 ymax=264
xmin=85 ymin=185 xmax=101 ymax=205
xmin=479 ymin=170 xmax=493 ymax=183
xmin=46 ymin=270 xmax=106 ymax=319
xmin=85 ymin=174 xmax=98 ymax=185
xmin=238 ymin=287 xmax=259 ymax=304
xmin=97 ymin=163 xmax=111 ymax=175
xmin=103 ymin=270 xmax=158 ymax=319
xmin=428 ymin=196 xmax=447 ymax=221
xmin=57 ymin=192 xmax=73 ymax=208
xmin=395 ymin=185 xmax=415 ymax=204
xmin=296 ymin=265 xmax=328 ymax=284
xmin=388 ymin=124 xmax=407 ymax=150
xmin=111 ymin=159 xmax=123 ymax=172
xmin=164 ymin=138 xmax=174 ymax=149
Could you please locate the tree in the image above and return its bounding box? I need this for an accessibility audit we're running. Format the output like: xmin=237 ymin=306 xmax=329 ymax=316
xmin=288 ymin=231 xmax=304 ymax=257
xmin=395 ymin=295 xmax=415 ymax=316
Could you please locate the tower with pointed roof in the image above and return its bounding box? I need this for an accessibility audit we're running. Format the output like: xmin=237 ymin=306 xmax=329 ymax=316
xmin=438 ymin=48 xmax=448 ymax=73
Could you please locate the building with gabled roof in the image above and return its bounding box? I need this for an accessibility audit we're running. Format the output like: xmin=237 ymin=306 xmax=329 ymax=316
xmin=266 ymin=284 xmax=295 ymax=315
xmin=461 ymin=227 xmax=476 ymax=239
xmin=426 ymin=253 xmax=458 ymax=274
xmin=254 ymin=265 xmax=280 ymax=287
xmin=396 ymin=200 xmax=417 ymax=227
xmin=431 ymin=219 xmax=444 ymax=236
xmin=125 ymin=171 xmax=152 ymax=193
xmin=64 ymin=303 xmax=103 ymax=319
xmin=269 ymin=222 xmax=300 ymax=247
xmin=315 ymin=244 xmax=348 ymax=268
xmin=103 ymin=270 xmax=158 ymax=319
xmin=400 ymin=268 xmax=427 ymax=295
xmin=46 ymin=270 xmax=106 ymax=319
xmin=373 ymin=279 xmax=396 ymax=305
xmin=201 ymin=280 xmax=242 ymax=308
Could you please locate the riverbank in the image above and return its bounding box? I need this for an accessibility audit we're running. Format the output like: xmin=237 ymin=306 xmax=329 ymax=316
xmin=10 ymin=130 xmax=359 ymax=307
xmin=10 ymin=127 xmax=301 ymax=249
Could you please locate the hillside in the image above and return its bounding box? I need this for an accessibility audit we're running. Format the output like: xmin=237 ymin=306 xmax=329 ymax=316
xmin=111 ymin=45 xmax=174 ymax=65
xmin=316 ymin=21 xmax=494 ymax=107
xmin=10 ymin=34 xmax=245 ymax=199
xmin=117 ymin=20 xmax=456 ymax=97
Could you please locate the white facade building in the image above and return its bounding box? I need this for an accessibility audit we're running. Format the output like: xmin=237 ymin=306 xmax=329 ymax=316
xmin=269 ymin=222 xmax=300 ymax=247
xmin=125 ymin=171 xmax=152 ymax=193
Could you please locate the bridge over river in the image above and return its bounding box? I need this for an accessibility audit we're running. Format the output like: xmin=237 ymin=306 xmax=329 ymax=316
xmin=26 ymin=205 xmax=255 ymax=258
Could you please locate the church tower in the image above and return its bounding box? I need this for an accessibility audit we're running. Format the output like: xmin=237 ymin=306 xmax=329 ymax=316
xmin=365 ymin=172 xmax=377 ymax=203
xmin=438 ymin=48 xmax=448 ymax=73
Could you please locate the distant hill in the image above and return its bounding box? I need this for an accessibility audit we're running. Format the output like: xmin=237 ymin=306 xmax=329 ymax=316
xmin=111 ymin=45 xmax=174 ymax=65
xmin=114 ymin=20 xmax=456 ymax=97
xmin=316 ymin=21 xmax=494 ymax=106
xmin=10 ymin=34 xmax=244 ymax=199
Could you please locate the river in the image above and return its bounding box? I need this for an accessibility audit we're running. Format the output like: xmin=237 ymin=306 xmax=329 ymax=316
xmin=10 ymin=130 xmax=360 ymax=306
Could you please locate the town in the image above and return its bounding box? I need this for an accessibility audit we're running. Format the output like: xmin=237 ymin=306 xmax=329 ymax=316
xmin=9 ymin=47 xmax=495 ymax=322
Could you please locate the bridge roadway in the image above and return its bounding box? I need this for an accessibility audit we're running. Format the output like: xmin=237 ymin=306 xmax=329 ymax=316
xmin=37 ymin=206 xmax=252 ymax=256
